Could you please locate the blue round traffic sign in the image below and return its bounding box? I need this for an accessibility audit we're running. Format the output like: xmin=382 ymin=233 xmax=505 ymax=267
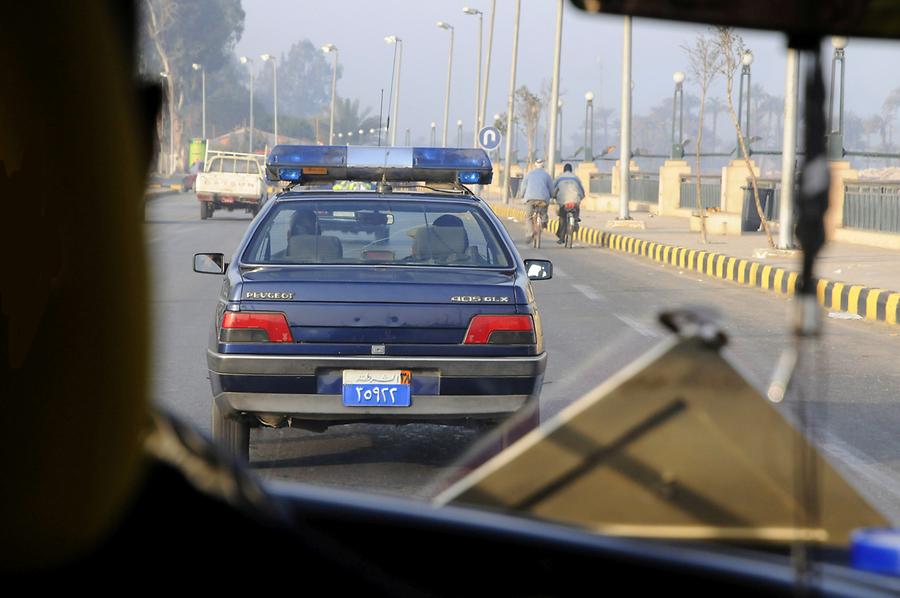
xmin=478 ymin=126 xmax=502 ymax=151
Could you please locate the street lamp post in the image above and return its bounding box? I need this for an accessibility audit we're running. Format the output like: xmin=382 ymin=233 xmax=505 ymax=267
xmin=384 ymin=36 xmax=403 ymax=146
xmin=430 ymin=122 xmax=437 ymax=145
xmin=437 ymin=21 xmax=455 ymax=147
xmin=321 ymin=44 xmax=338 ymax=145
xmin=480 ymin=0 xmax=497 ymax=135
xmin=736 ymin=50 xmax=753 ymax=153
xmin=463 ymin=7 xmax=483 ymax=146
xmin=501 ymin=0 xmax=521 ymax=204
xmin=405 ymin=128 xmax=411 ymax=145
xmin=557 ymin=99 xmax=563 ymax=159
xmin=239 ymin=57 xmax=254 ymax=153
xmin=261 ymin=53 xmax=277 ymax=145
xmin=546 ymin=0 xmax=563 ymax=176
xmin=671 ymin=71 xmax=685 ymax=159
xmin=457 ymin=120 xmax=464 ymax=147
xmin=191 ymin=63 xmax=205 ymax=139
xmin=827 ymin=36 xmax=848 ymax=160
xmin=584 ymin=91 xmax=594 ymax=162
xmin=159 ymin=71 xmax=174 ymax=174
xmin=618 ymin=16 xmax=633 ymax=220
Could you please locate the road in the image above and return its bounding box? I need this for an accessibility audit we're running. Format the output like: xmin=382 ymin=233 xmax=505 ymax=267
xmin=146 ymin=192 xmax=900 ymax=520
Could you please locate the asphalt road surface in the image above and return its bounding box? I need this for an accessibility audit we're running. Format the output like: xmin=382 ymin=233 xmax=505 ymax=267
xmin=146 ymin=192 xmax=900 ymax=521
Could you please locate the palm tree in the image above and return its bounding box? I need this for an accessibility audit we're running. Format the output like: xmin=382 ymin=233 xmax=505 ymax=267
xmin=331 ymin=96 xmax=380 ymax=141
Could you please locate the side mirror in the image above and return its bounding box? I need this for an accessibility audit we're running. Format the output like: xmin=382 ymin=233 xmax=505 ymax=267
xmin=194 ymin=252 xmax=226 ymax=274
xmin=524 ymin=259 xmax=552 ymax=281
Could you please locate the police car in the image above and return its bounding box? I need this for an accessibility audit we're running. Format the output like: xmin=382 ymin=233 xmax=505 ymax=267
xmin=193 ymin=145 xmax=552 ymax=460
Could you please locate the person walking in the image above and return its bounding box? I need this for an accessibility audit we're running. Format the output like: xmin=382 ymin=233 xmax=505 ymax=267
xmin=517 ymin=158 xmax=554 ymax=243
xmin=552 ymin=163 xmax=585 ymax=244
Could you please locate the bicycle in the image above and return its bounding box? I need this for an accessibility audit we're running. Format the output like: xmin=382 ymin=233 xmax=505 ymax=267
xmin=529 ymin=200 xmax=548 ymax=248
xmin=563 ymin=202 xmax=576 ymax=248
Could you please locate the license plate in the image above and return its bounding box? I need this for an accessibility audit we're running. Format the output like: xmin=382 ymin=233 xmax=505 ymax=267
xmin=342 ymin=369 xmax=411 ymax=407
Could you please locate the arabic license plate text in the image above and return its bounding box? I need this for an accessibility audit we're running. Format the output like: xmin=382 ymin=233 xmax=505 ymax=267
xmin=342 ymin=369 xmax=411 ymax=407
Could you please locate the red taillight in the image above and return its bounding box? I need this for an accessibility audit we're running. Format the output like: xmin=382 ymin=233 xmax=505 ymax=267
xmin=463 ymin=315 xmax=535 ymax=344
xmin=197 ymin=193 xmax=211 ymax=200
xmin=220 ymin=312 xmax=293 ymax=343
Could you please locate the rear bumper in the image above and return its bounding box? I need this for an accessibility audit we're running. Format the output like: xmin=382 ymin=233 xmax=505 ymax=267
xmin=207 ymin=350 xmax=547 ymax=423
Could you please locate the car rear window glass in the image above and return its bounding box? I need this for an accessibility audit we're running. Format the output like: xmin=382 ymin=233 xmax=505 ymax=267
xmin=243 ymin=199 xmax=512 ymax=268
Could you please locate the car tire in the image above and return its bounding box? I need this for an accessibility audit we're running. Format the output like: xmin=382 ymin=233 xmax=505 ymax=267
xmin=200 ymin=202 xmax=208 ymax=220
xmin=211 ymin=400 xmax=250 ymax=461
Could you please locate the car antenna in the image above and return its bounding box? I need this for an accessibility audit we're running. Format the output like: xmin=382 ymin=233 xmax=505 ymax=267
xmin=376 ymin=173 xmax=392 ymax=194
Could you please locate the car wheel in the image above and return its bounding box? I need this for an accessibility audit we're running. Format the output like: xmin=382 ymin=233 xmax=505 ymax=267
xmin=200 ymin=202 xmax=208 ymax=220
xmin=211 ymin=400 xmax=249 ymax=461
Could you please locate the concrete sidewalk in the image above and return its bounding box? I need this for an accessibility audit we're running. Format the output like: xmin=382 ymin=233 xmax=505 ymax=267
xmin=484 ymin=192 xmax=900 ymax=325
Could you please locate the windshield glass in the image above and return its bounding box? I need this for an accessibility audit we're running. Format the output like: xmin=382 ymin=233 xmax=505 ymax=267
xmin=243 ymin=198 xmax=512 ymax=267
xmin=138 ymin=0 xmax=900 ymax=552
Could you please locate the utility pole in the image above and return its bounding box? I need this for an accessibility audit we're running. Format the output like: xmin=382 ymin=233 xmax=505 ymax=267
xmin=618 ymin=16 xmax=632 ymax=220
xmin=779 ymin=48 xmax=800 ymax=249
xmin=546 ymin=0 xmax=563 ymax=177
xmin=479 ymin=0 xmax=497 ymax=134
xmin=501 ymin=0 xmax=521 ymax=204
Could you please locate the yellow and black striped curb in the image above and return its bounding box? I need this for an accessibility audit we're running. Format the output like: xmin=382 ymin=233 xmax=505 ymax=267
xmin=489 ymin=203 xmax=900 ymax=326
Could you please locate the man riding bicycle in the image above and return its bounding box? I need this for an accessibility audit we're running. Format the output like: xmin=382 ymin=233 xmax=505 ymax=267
xmin=553 ymin=163 xmax=586 ymax=245
xmin=517 ymin=158 xmax=554 ymax=244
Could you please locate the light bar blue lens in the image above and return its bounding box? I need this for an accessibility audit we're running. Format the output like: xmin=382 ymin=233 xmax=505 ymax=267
xmin=268 ymin=145 xmax=347 ymax=167
xmin=278 ymin=168 xmax=301 ymax=181
xmin=413 ymin=147 xmax=490 ymax=169
xmin=458 ymin=171 xmax=481 ymax=184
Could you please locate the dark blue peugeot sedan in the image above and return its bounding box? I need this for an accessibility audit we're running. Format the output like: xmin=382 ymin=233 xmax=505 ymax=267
xmin=194 ymin=146 xmax=552 ymax=460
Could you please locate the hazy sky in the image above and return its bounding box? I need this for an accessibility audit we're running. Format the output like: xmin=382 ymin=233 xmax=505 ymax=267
xmin=235 ymin=0 xmax=900 ymax=145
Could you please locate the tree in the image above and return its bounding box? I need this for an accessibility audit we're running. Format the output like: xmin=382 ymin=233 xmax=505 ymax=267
xmin=516 ymin=86 xmax=544 ymax=164
xmin=256 ymin=39 xmax=336 ymax=119
xmin=683 ymin=32 xmax=724 ymax=244
xmin=141 ymin=0 xmax=245 ymax=170
xmin=714 ymin=27 xmax=774 ymax=247
xmin=331 ymin=96 xmax=380 ymax=139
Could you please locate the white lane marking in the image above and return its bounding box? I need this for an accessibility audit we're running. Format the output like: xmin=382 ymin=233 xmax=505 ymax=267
xmin=614 ymin=314 xmax=659 ymax=338
xmin=553 ymin=266 xmax=567 ymax=278
xmin=572 ymin=283 xmax=605 ymax=302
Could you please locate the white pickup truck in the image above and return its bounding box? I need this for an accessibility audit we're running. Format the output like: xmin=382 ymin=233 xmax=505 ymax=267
xmin=195 ymin=151 xmax=267 ymax=220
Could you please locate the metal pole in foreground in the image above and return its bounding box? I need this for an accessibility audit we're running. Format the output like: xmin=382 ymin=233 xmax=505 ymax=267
xmin=501 ymin=0 xmax=521 ymax=204
xmin=618 ymin=16 xmax=632 ymax=219
xmin=437 ymin=21 xmax=455 ymax=148
xmin=778 ymin=48 xmax=799 ymax=249
xmin=240 ymin=56 xmax=254 ymax=152
xmin=546 ymin=0 xmax=563 ymax=177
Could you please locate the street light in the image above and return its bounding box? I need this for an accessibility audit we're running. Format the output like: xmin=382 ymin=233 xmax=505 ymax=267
xmin=671 ymin=71 xmax=685 ymax=159
xmin=501 ymin=0 xmax=521 ymax=204
xmin=584 ymin=91 xmax=594 ymax=162
xmin=405 ymin=128 xmax=411 ymax=146
xmin=437 ymin=21 xmax=455 ymax=147
xmin=430 ymin=121 xmax=437 ymax=145
xmin=457 ymin=119 xmax=464 ymax=147
xmin=737 ymin=50 xmax=753 ymax=153
xmin=556 ymin=98 xmax=563 ymax=158
xmin=321 ymin=43 xmax=338 ymax=145
xmin=384 ymin=36 xmax=403 ymax=146
xmin=191 ymin=63 xmax=206 ymax=139
xmin=260 ymin=53 xmax=277 ymax=145
xmin=463 ymin=7 xmax=483 ymax=146
xmin=239 ymin=56 xmax=255 ymax=153
xmin=828 ymin=36 xmax=848 ymax=159
xmin=159 ymin=71 xmax=174 ymax=174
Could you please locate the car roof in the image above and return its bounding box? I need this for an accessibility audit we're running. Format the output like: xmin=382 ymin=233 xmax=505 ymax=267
xmin=272 ymin=190 xmax=485 ymax=203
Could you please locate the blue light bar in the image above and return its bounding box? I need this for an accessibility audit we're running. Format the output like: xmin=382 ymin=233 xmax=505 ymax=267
xmin=266 ymin=145 xmax=492 ymax=185
xmin=412 ymin=147 xmax=490 ymax=169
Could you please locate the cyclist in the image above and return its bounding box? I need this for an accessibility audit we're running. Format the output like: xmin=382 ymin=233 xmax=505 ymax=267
xmin=553 ymin=163 xmax=586 ymax=245
xmin=517 ymin=158 xmax=554 ymax=243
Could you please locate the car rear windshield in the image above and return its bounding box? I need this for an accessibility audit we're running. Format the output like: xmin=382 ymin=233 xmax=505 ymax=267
xmin=242 ymin=198 xmax=513 ymax=268
xmin=208 ymin=157 xmax=261 ymax=174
